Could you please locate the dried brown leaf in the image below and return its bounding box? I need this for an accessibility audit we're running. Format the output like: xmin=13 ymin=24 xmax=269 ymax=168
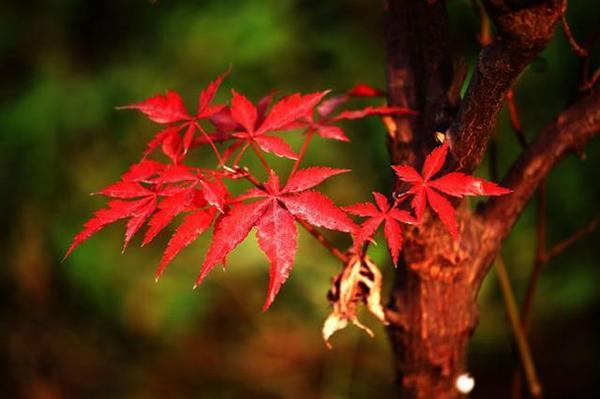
xmin=322 ymin=255 xmax=387 ymax=347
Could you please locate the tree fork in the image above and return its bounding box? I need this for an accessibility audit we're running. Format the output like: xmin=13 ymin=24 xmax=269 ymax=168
xmin=382 ymin=0 xmax=567 ymax=397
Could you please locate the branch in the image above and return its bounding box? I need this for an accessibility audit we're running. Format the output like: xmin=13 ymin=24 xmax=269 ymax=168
xmin=521 ymin=184 xmax=547 ymax=332
xmin=511 ymin=183 xmax=546 ymax=399
xmin=506 ymin=89 xmax=528 ymax=148
xmin=542 ymin=215 xmax=600 ymax=262
xmin=483 ymin=89 xmax=600 ymax=240
xmin=449 ymin=0 xmax=564 ymax=172
xmin=580 ymin=67 xmax=600 ymax=92
xmin=560 ymin=12 xmax=588 ymax=58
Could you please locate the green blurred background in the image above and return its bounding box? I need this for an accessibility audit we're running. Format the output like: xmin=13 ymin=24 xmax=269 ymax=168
xmin=1 ymin=0 xmax=599 ymax=398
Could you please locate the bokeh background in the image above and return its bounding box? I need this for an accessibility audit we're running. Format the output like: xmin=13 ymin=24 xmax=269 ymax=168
xmin=1 ymin=0 xmax=599 ymax=398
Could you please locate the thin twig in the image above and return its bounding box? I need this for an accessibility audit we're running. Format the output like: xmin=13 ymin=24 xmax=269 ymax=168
xmin=560 ymin=13 xmax=589 ymax=58
xmin=495 ymin=257 xmax=543 ymax=399
xmin=231 ymin=166 xmax=262 ymax=188
xmin=524 ymin=183 xmax=547 ymax=329
xmin=447 ymin=58 xmax=469 ymax=107
xmin=521 ymin=186 xmax=546 ymax=335
xmin=543 ymin=216 xmax=600 ymax=262
xmin=579 ymin=67 xmax=600 ymax=91
xmin=506 ymin=90 xmax=528 ymax=148
xmin=512 ymin=193 xmax=600 ymax=397
xmin=487 ymin=48 xmax=541 ymax=399
xmin=491 ymin=91 xmax=537 ymax=399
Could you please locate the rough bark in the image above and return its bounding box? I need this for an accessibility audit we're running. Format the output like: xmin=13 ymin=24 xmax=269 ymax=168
xmin=386 ymin=209 xmax=484 ymax=399
xmin=449 ymin=0 xmax=564 ymax=172
xmin=383 ymin=1 xmax=473 ymax=397
xmin=382 ymin=0 xmax=600 ymax=398
xmin=383 ymin=0 xmax=454 ymax=167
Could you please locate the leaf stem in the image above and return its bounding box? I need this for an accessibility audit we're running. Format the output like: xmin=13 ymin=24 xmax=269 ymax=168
xmin=392 ymin=191 xmax=410 ymax=208
xmin=194 ymin=122 xmax=224 ymax=166
xmin=231 ymin=166 xmax=262 ymax=188
xmin=296 ymin=219 xmax=348 ymax=263
xmin=289 ymin=128 xmax=314 ymax=178
xmin=250 ymin=140 xmax=272 ymax=173
xmin=233 ymin=142 xmax=250 ymax=167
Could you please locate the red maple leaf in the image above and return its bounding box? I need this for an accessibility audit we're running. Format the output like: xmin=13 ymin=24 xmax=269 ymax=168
xmin=142 ymin=188 xmax=206 ymax=246
xmin=155 ymin=207 xmax=218 ymax=281
xmin=301 ymin=84 xmax=415 ymax=142
xmin=64 ymin=181 xmax=159 ymax=259
xmin=121 ymin=160 xmax=165 ymax=183
xmin=195 ymin=92 xmax=278 ymax=165
xmin=392 ymin=141 xmax=511 ymax=238
xmin=344 ymin=192 xmax=416 ymax=265
xmin=65 ymin=161 xmax=228 ymax=264
xmin=195 ymin=167 xmax=356 ymax=310
xmin=66 ymin=79 xmax=424 ymax=313
xmin=118 ymin=71 xmax=228 ymax=163
xmin=228 ymin=90 xmax=329 ymax=159
xmin=141 ymin=167 xmax=225 ymax=279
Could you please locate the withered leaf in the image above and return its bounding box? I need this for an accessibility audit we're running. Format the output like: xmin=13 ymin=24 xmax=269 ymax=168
xmin=322 ymin=255 xmax=387 ymax=347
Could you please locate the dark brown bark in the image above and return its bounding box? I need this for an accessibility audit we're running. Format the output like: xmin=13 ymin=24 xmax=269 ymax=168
xmin=383 ymin=0 xmax=454 ymax=166
xmin=386 ymin=209 xmax=484 ymax=399
xmin=449 ymin=0 xmax=564 ymax=172
xmin=384 ymin=0 xmax=462 ymax=398
xmin=382 ymin=0 xmax=599 ymax=398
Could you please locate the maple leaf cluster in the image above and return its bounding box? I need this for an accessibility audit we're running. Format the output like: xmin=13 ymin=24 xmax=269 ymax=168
xmin=345 ymin=140 xmax=511 ymax=265
xmin=66 ymin=70 xmax=510 ymax=311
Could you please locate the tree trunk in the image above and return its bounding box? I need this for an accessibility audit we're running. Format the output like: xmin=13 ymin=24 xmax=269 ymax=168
xmin=387 ymin=268 xmax=475 ymax=398
xmin=383 ymin=84 xmax=600 ymax=399
xmin=383 ymin=1 xmax=472 ymax=395
xmin=386 ymin=209 xmax=485 ymax=398
xmin=381 ymin=0 xmax=578 ymax=396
